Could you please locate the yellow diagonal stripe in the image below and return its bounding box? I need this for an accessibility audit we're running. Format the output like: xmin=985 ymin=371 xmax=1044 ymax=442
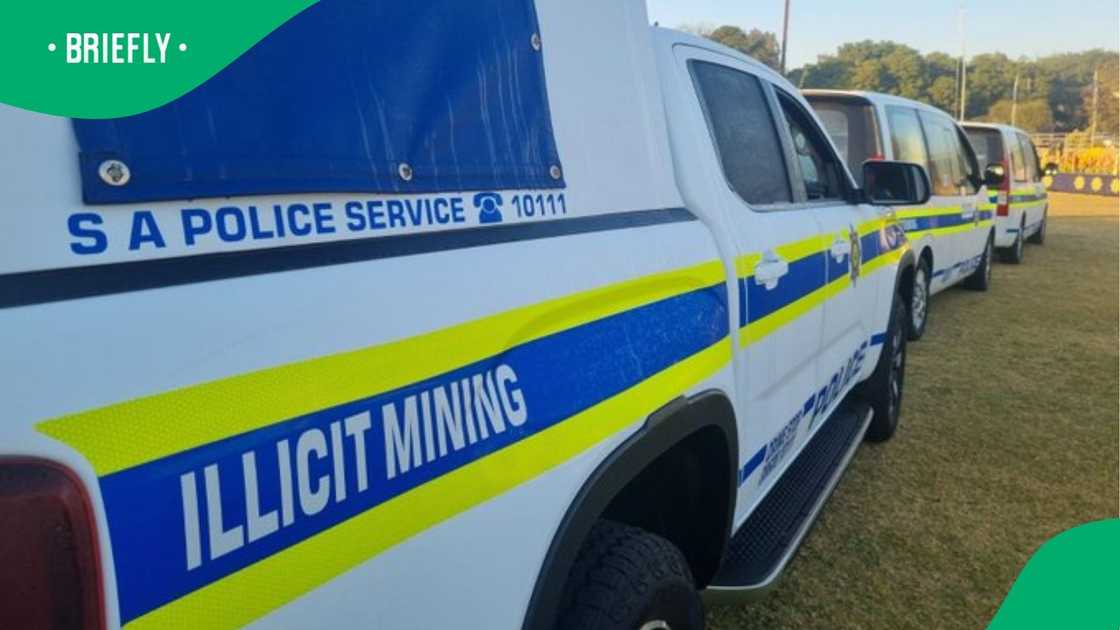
xmin=739 ymin=223 xmax=907 ymax=347
xmin=38 ymin=259 xmax=726 ymax=476
xmin=736 ymin=232 xmax=830 ymax=277
xmin=862 ymin=241 xmax=910 ymax=276
xmin=129 ymin=338 xmax=733 ymax=629
xmin=741 ymin=276 xmax=838 ymax=347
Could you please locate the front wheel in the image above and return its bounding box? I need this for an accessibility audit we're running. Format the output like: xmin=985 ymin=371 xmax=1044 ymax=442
xmin=557 ymin=520 xmax=704 ymax=630
xmin=907 ymin=257 xmax=930 ymax=341
xmin=964 ymin=235 xmax=993 ymax=291
xmin=856 ymin=293 xmax=907 ymax=442
xmin=1000 ymin=219 xmax=1026 ymax=264
xmin=1028 ymin=212 xmax=1047 ymax=245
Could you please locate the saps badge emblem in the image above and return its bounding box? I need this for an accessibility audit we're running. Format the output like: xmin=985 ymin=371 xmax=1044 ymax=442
xmin=848 ymin=225 xmax=862 ymax=282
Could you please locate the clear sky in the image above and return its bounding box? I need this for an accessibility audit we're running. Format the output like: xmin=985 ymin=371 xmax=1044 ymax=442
xmin=646 ymin=0 xmax=1120 ymax=69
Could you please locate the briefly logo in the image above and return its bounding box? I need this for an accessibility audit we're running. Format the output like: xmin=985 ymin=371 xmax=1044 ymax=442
xmin=848 ymin=226 xmax=862 ymax=282
xmin=474 ymin=192 xmax=504 ymax=224
xmin=48 ymin=33 xmax=186 ymax=64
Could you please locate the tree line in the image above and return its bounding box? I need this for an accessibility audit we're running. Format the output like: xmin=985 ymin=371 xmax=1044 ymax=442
xmin=686 ymin=25 xmax=1119 ymax=134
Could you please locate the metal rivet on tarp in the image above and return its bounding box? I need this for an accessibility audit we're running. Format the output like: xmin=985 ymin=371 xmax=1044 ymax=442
xmin=398 ymin=162 xmax=413 ymax=181
xmin=98 ymin=159 xmax=130 ymax=186
xmin=530 ymin=33 xmax=542 ymax=51
xmin=549 ymin=164 xmax=562 ymax=180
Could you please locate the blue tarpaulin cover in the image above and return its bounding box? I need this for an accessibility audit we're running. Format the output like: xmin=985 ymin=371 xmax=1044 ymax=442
xmin=73 ymin=0 xmax=564 ymax=204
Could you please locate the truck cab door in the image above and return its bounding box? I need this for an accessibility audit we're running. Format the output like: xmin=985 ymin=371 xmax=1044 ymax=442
xmin=675 ymin=48 xmax=825 ymax=515
xmin=770 ymin=87 xmax=879 ymax=423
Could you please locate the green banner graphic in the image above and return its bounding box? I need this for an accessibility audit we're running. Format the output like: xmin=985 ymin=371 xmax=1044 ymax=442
xmin=988 ymin=519 xmax=1120 ymax=629
xmin=0 ymin=1 xmax=316 ymax=118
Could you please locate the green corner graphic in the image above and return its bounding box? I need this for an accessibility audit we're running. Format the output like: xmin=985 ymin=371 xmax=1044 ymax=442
xmin=0 ymin=1 xmax=316 ymax=118
xmin=988 ymin=519 xmax=1120 ymax=630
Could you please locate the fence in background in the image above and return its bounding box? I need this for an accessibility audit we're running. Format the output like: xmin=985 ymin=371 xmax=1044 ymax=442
xmin=1031 ymin=131 xmax=1117 ymax=181
xmin=1031 ymin=132 xmax=1118 ymax=150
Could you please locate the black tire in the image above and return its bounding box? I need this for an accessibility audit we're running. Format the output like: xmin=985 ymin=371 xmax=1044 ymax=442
xmin=557 ymin=520 xmax=704 ymax=630
xmin=856 ymin=293 xmax=906 ymax=443
xmin=1028 ymin=211 xmax=1046 ymax=244
xmin=999 ymin=218 xmax=1025 ymax=264
xmin=963 ymin=234 xmax=993 ymax=291
xmin=907 ymin=256 xmax=931 ymax=341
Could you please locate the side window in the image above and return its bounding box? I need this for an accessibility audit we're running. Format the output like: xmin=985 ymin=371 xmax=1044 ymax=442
xmin=1009 ymin=134 xmax=1028 ymax=182
xmin=886 ymin=106 xmax=929 ymax=166
xmin=689 ymin=61 xmax=791 ymax=205
xmin=775 ymin=93 xmax=845 ymax=201
xmin=917 ymin=110 xmax=964 ymax=196
xmin=1018 ymin=134 xmax=1040 ymax=181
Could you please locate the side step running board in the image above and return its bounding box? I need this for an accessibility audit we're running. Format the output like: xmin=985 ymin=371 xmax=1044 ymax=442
xmin=704 ymin=402 xmax=873 ymax=602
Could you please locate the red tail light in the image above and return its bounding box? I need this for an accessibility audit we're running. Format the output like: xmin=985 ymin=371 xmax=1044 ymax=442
xmin=867 ymin=154 xmax=884 ymax=161
xmin=0 ymin=459 xmax=104 ymax=630
xmin=996 ymin=159 xmax=1011 ymax=216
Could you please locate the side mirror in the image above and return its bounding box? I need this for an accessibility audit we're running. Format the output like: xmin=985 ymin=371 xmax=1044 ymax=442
xmin=1043 ymin=162 xmax=1059 ymax=177
xmin=983 ymin=162 xmax=1006 ymax=188
xmin=861 ymin=160 xmax=932 ymax=206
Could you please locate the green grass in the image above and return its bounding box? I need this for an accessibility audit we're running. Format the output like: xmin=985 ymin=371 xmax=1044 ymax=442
xmin=708 ymin=193 xmax=1120 ymax=630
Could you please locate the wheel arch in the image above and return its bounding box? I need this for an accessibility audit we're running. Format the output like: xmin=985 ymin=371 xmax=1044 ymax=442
xmin=895 ymin=248 xmax=917 ymax=310
xmin=520 ymin=390 xmax=738 ymax=630
xmin=918 ymin=244 xmax=933 ymax=274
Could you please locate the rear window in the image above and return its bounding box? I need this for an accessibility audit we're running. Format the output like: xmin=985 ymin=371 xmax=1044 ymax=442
xmin=806 ymin=97 xmax=881 ymax=184
xmin=690 ymin=61 xmax=791 ymax=205
xmin=965 ymin=128 xmax=1004 ymax=168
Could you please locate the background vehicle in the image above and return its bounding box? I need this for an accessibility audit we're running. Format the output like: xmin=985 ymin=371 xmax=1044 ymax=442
xmin=963 ymin=122 xmax=1055 ymax=263
xmin=805 ymin=91 xmax=995 ymax=341
xmin=0 ymin=1 xmax=925 ymax=628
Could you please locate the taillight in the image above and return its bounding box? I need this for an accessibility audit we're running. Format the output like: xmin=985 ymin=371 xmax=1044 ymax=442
xmin=0 ymin=459 xmax=104 ymax=630
xmin=996 ymin=159 xmax=1011 ymax=217
xmin=867 ymin=154 xmax=884 ymax=161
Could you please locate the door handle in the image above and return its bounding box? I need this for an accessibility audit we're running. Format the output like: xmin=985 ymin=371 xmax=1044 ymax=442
xmin=830 ymin=238 xmax=851 ymax=262
xmin=753 ymin=251 xmax=789 ymax=290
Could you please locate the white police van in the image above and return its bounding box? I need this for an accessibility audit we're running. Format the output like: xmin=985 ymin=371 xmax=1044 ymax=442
xmin=805 ymin=91 xmax=995 ymax=340
xmin=0 ymin=2 xmax=928 ymax=628
xmin=962 ymin=122 xmax=1055 ymax=264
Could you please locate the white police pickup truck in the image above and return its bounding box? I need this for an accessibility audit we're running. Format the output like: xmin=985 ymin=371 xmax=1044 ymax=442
xmin=0 ymin=2 xmax=927 ymax=628
xmin=805 ymin=91 xmax=995 ymax=340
